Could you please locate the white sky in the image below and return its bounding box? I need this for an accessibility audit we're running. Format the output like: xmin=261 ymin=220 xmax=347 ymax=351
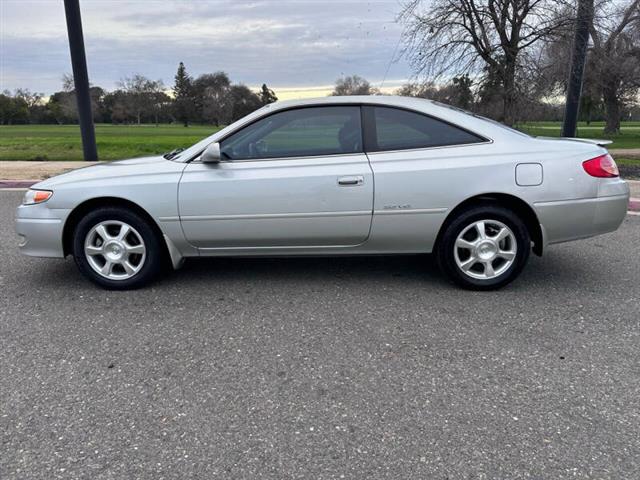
xmin=0 ymin=0 xmax=412 ymax=99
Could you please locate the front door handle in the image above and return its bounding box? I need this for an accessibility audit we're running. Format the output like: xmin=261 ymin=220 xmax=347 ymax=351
xmin=337 ymin=175 xmax=364 ymax=186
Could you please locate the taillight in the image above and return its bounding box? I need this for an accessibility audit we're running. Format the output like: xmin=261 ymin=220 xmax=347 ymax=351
xmin=582 ymin=154 xmax=619 ymax=178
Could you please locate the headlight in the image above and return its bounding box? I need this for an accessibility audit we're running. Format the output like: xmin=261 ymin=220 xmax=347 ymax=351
xmin=22 ymin=189 xmax=53 ymax=205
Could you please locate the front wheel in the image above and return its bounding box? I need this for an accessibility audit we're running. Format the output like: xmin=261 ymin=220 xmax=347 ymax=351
xmin=436 ymin=205 xmax=531 ymax=290
xmin=72 ymin=207 xmax=164 ymax=290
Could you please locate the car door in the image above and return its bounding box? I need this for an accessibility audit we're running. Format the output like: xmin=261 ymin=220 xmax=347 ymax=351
xmin=178 ymin=105 xmax=374 ymax=250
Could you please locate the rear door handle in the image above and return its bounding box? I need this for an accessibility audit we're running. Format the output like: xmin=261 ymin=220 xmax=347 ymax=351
xmin=337 ymin=175 xmax=364 ymax=186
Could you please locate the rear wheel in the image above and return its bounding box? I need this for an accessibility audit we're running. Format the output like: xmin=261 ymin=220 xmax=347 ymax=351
xmin=436 ymin=205 xmax=530 ymax=290
xmin=73 ymin=207 xmax=163 ymax=289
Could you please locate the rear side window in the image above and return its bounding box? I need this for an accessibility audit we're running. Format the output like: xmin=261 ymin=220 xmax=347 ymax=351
xmin=364 ymin=106 xmax=485 ymax=152
xmin=220 ymin=106 xmax=362 ymax=160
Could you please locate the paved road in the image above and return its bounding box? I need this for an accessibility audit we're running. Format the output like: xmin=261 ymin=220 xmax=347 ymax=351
xmin=1 ymin=190 xmax=639 ymax=479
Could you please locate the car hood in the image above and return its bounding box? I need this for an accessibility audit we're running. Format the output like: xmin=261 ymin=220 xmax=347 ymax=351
xmin=34 ymin=156 xmax=181 ymax=189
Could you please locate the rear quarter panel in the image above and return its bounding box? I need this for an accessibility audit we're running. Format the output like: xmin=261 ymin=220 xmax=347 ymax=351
xmin=365 ymin=136 xmax=605 ymax=253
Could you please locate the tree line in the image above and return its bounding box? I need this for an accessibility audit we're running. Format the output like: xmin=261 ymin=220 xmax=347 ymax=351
xmin=2 ymin=0 xmax=638 ymax=133
xmin=400 ymin=0 xmax=640 ymax=133
xmin=0 ymin=62 xmax=278 ymax=127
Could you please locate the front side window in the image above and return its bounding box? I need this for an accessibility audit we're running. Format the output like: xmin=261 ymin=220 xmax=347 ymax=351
xmin=220 ymin=106 xmax=362 ymax=160
xmin=365 ymin=106 xmax=485 ymax=152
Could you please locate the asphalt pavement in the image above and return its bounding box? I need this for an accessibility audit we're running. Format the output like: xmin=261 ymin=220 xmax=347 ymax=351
xmin=1 ymin=190 xmax=639 ymax=479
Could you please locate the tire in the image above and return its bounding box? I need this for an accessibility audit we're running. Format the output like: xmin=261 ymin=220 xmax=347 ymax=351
xmin=436 ymin=204 xmax=530 ymax=290
xmin=72 ymin=207 xmax=164 ymax=290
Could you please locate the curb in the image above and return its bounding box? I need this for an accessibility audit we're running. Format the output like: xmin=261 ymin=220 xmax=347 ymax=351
xmin=630 ymin=198 xmax=640 ymax=212
xmin=0 ymin=180 xmax=39 ymax=188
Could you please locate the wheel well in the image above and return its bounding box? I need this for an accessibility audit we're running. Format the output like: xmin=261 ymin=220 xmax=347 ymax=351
xmin=435 ymin=193 xmax=544 ymax=256
xmin=62 ymin=197 xmax=168 ymax=258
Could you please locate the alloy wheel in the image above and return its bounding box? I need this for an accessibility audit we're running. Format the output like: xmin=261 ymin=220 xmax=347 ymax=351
xmin=84 ymin=220 xmax=146 ymax=280
xmin=453 ymin=219 xmax=517 ymax=280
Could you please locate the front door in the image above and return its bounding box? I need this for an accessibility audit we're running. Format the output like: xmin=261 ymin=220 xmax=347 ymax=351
xmin=178 ymin=105 xmax=373 ymax=250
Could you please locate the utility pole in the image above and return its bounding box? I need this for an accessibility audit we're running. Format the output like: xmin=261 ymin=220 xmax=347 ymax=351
xmin=562 ymin=0 xmax=594 ymax=138
xmin=63 ymin=0 xmax=98 ymax=161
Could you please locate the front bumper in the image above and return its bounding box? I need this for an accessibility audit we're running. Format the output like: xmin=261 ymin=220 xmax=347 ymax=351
xmin=535 ymin=192 xmax=629 ymax=246
xmin=15 ymin=203 xmax=72 ymax=258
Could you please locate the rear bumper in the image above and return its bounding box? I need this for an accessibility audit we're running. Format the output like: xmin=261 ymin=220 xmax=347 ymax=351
xmin=535 ymin=192 xmax=629 ymax=246
xmin=15 ymin=204 xmax=71 ymax=258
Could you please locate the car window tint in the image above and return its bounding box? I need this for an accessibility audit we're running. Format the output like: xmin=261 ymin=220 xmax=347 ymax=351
xmin=371 ymin=106 xmax=484 ymax=151
xmin=220 ymin=106 xmax=362 ymax=160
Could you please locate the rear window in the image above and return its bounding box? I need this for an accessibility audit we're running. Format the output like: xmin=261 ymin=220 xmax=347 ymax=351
xmin=366 ymin=106 xmax=485 ymax=152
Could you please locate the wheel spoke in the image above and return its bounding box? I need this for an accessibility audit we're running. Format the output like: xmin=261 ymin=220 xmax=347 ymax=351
xmin=456 ymin=238 xmax=476 ymax=250
xmin=475 ymin=221 xmax=487 ymax=240
xmin=484 ymin=261 xmax=495 ymax=278
xmin=85 ymin=245 xmax=103 ymax=256
xmin=100 ymin=260 xmax=113 ymax=276
xmin=121 ymin=261 xmax=136 ymax=275
xmin=493 ymin=227 xmax=509 ymax=243
xmin=95 ymin=224 xmax=111 ymax=241
xmin=126 ymin=243 xmax=145 ymax=255
xmin=459 ymin=257 xmax=477 ymax=271
xmin=498 ymin=250 xmax=516 ymax=261
xmin=117 ymin=224 xmax=131 ymax=241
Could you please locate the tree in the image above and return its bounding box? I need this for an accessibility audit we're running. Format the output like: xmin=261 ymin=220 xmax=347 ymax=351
xmin=0 ymin=92 xmax=29 ymax=124
xmin=400 ymin=0 xmax=568 ymax=124
xmin=229 ymin=84 xmax=263 ymax=122
xmin=589 ymin=0 xmax=640 ymax=133
xmin=173 ymin=62 xmax=195 ymax=126
xmin=118 ymin=75 xmax=166 ymax=125
xmin=192 ymin=72 xmax=232 ymax=126
xmin=331 ymin=75 xmax=379 ymax=96
xmin=259 ymin=83 xmax=278 ymax=105
xmin=396 ymin=75 xmax=474 ymax=110
xmin=450 ymin=75 xmax=474 ymax=110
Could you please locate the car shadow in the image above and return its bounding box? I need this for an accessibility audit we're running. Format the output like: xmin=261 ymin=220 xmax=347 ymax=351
xmin=167 ymin=254 xmax=444 ymax=286
xmin=19 ymin=248 xmax=608 ymax=295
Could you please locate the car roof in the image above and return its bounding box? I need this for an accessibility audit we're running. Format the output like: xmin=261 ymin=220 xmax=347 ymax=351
xmin=265 ymin=95 xmax=434 ymax=111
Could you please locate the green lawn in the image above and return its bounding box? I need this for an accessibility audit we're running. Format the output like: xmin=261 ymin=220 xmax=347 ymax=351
xmin=0 ymin=121 xmax=639 ymax=162
xmin=516 ymin=121 xmax=640 ymax=150
xmin=0 ymin=124 xmax=221 ymax=161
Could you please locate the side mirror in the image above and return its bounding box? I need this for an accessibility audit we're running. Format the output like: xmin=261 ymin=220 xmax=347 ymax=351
xmin=201 ymin=142 xmax=221 ymax=163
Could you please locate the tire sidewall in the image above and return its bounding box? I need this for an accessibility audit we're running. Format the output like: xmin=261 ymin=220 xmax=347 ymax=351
xmin=437 ymin=205 xmax=531 ymax=290
xmin=73 ymin=207 xmax=162 ymax=290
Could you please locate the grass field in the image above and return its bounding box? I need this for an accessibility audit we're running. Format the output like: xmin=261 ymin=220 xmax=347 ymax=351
xmin=517 ymin=121 xmax=640 ymax=150
xmin=0 ymin=124 xmax=221 ymax=161
xmin=0 ymin=121 xmax=639 ymax=162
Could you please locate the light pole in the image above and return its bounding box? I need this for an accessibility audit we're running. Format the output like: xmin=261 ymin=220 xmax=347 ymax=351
xmin=63 ymin=0 xmax=98 ymax=161
xmin=562 ymin=0 xmax=594 ymax=138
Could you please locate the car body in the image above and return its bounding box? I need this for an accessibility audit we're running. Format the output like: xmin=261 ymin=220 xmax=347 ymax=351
xmin=15 ymin=95 xmax=630 ymax=289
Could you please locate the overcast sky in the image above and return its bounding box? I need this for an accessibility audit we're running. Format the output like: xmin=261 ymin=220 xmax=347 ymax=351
xmin=0 ymin=0 xmax=412 ymax=98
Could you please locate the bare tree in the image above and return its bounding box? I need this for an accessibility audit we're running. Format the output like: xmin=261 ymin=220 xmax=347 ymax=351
xmin=331 ymin=76 xmax=379 ymax=96
xmin=589 ymin=0 xmax=640 ymax=133
xmin=13 ymin=88 xmax=44 ymax=109
xmin=400 ymin=0 xmax=568 ymax=125
xmin=118 ymin=75 xmax=165 ymax=125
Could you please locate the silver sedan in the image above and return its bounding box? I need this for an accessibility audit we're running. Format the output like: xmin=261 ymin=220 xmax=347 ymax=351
xmin=15 ymin=96 xmax=630 ymax=290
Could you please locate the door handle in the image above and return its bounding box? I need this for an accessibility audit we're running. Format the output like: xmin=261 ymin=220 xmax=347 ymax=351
xmin=337 ymin=175 xmax=364 ymax=186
